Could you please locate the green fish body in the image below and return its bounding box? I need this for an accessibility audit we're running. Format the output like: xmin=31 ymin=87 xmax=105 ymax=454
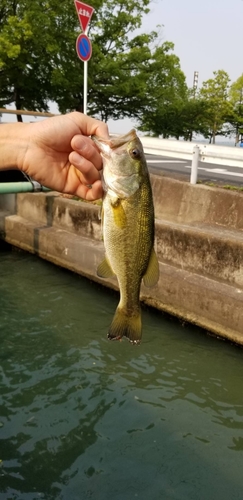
xmin=92 ymin=130 xmax=159 ymax=344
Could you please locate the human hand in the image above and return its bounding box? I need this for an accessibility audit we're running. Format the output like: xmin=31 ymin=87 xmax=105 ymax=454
xmin=19 ymin=112 xmax=109 ymax=201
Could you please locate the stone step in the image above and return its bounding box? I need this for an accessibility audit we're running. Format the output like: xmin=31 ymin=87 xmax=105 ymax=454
xmin=151 ymin=175 xmax=243 ymax=229
xmin=3 ymin=212 xmax=243 ymax=345
xmin=16 ymin=192 xmax=101 ymax=240
xmin=155 ymin=219 xmax=243 ymax=288
xmin=13 ymin=192 xmax=243 ymax=288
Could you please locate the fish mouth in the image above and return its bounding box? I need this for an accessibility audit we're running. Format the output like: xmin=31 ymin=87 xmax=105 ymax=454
xmin=92 ymin=129 xmax=138 ymax=154
xmin=109 ymin=129 xmax=137 ymax=149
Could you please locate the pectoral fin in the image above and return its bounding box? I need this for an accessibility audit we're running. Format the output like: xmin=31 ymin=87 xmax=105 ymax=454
xmin=97 ymin=255 xmax=115 ymax=278
xmin=143 ymin=248 xmax=159 ymax=288
xmin=111 ymin=199 xmax=127 ymax=229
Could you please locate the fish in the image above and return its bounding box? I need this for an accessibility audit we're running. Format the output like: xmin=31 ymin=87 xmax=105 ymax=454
xmin=92 ymin=129 xmax=159 ymax=344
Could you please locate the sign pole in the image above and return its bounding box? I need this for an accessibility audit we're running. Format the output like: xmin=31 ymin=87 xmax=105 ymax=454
xmin=74 ymin=1 xmax=94 ymax=115
xmin=83 ymin=25 xmax=88 ymax=115
xmin=83 ymin=60 xmax=88 ymax=114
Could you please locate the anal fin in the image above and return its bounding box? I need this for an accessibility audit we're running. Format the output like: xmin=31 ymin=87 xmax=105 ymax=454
xmin=97 ymin=255 xmax=115 ymax=278
xmin=143 ymin=247 xmax=159 ymax=288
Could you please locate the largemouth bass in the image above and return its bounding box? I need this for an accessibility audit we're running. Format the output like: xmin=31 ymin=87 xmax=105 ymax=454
xmin=92 ymin=129 xmax=159 ymax=344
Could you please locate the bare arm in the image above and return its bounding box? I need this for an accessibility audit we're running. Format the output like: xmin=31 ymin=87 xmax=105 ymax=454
xmin=0 ymin=112 xmax=109 ymax=201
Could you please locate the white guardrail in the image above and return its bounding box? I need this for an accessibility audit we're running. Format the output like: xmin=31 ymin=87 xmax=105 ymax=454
xmin=140 ymin=136 xmax=243 ymax=184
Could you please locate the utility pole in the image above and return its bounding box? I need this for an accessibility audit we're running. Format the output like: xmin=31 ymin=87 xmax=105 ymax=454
xmin=193 ymin=71 xmax=199 ymax=96
xmin=190 ymin=72 xmax=199 ymax=141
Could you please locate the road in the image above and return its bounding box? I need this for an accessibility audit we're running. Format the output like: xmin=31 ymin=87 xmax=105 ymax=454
xmin=146 ymin=154 xmax=243 ymax=186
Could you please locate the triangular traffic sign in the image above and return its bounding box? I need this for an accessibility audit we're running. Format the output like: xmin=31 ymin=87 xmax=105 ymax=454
xmin=74 ymin=1 xmax=94 ymax=33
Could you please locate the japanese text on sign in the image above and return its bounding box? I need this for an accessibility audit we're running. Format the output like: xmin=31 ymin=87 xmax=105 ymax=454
xmin=78 ymin=8 xmax=90 ymax=17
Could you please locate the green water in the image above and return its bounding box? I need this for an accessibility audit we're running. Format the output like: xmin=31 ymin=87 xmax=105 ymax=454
xmin=1 ymin=250 xmax=243 ymax=500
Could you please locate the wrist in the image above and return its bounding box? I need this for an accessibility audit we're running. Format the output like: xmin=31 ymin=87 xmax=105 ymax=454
xmin=0 ymin=122 xmax=30 ymax=171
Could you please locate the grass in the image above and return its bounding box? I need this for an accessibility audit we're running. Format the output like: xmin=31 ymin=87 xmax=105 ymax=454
xmin=222 ymin=185 xmax=243 ymax=192
xmin=198 ymin=180 xmax=243 ymax=193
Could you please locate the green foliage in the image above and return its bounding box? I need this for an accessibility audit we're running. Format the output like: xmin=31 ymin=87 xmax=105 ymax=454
xmin=199 ymin=70 xmax=233 ymax=143
xmin=222 ymin=185 xmax=243 ymax=191
xmin=229 ymin=74 xmax=243 ymax=107
xmin=184 ymin=72 xmax=243 ymax=143
xmin=136 ymin=42 xmax=188 ymax=137
xmin=0 ymin=0 xmax=166 ymax=120
xmin=176 ymin=94 xmax=209 ymax=141
xmin=0 ymin=0 xmax=63 ymax=114
xmin=137 ymin=67 xmax=243 ymax=143
xmin=228 ymin=74 xmax=243 ymax=143
xmin=51 ymin=0 xmax=157 ymax=118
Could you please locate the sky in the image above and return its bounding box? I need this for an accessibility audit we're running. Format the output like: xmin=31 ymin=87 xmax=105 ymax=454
xmin=144 ymin=0 xmax=242 ymax=87
xmin=108 ymin=0 xmax=243 ymax=133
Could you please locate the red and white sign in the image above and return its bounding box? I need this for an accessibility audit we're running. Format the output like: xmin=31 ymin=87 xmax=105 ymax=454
xmin=74 ymin=1 xmax=94 ymax=33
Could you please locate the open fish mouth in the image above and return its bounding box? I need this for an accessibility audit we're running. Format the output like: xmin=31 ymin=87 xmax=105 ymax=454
xmin=92 ymin=129 xmax=138 ymax=153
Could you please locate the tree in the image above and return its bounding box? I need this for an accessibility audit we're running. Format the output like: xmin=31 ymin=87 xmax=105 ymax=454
xmin=176 ymin=92 xmax=209 ymax=141
xmin=51 ymin=0 xmax=157 ymax=120
xmin=199 ymin=70 xmax=232 ymax=144
xmin=228 ymin=74 xmax=243 ymax=145
xmin=136 ymin=42 xmax=188 ymax=138
xmin=0 ymin=0 xmax=59 ymax=120
xmin=0 ymin=0 xmax=161 ymax=121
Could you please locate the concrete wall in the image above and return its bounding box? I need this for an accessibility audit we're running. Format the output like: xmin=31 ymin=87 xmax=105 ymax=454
xmin=1 ymin=175 xmax=243 ymax=345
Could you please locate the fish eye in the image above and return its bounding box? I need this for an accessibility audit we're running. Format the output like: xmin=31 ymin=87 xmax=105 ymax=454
xmin=130 ymin=148 xmax=140 ymax=159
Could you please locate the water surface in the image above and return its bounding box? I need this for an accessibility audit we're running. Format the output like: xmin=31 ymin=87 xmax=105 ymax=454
xmin=1 ymin=250 xmax=243 ymax=500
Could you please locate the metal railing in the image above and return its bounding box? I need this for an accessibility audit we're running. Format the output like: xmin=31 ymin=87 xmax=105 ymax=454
xmin=0 ymin=108 xmax=57 ymax=120
xmin=140 ymin=137 xmax=243 ymax=184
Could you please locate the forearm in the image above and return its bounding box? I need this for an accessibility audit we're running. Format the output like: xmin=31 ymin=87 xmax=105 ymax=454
xmin=0 ymin=114 xmax=106 ymax=200
xmin=0 ymin=123 xmax=29 ymax=171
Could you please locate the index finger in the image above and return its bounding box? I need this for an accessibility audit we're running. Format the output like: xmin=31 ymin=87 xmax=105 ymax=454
xmin=69 ymin=112 xmax=110 ymax=139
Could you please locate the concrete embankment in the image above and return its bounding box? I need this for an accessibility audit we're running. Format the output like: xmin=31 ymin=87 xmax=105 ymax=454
xmin=0 ymin=175 xmax=243 ymax=345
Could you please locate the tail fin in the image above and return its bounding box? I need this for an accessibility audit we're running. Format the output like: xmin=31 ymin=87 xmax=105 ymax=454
xmin=108 ymin=307 xmax=141 ymax=345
